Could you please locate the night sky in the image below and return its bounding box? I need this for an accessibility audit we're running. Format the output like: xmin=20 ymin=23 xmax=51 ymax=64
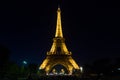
xmin=0 ymin=0 xmax=120 ymax=66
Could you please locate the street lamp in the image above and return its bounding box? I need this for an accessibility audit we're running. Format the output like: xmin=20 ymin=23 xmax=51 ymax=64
xmin=118 ymin=68 xmax=120 ymax=71
xmin=23 ymin=61 xmax=27 ymax=65
xmin=80 ymin=67 xmax=83 ymax=73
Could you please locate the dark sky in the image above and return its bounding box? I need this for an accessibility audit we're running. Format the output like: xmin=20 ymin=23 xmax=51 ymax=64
xmin=0 ymin=0 xmax=120 ymax=66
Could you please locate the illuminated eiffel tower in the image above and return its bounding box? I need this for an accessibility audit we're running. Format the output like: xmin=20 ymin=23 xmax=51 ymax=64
xmin=39 ymin=7 xmax=80 ymax=75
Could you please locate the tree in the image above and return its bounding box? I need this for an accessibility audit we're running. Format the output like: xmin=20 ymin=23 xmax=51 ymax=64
xmin=28 ymin=63 xmax=38 ymax=73
xmin=0 ymin=44 xmax=10 ymax=65
xmin=0 ymin=44 xmax=11 ymax=78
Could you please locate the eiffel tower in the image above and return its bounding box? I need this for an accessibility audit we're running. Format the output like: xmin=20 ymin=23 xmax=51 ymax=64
xmin=39 ymin=7 xmax=80 ymax=75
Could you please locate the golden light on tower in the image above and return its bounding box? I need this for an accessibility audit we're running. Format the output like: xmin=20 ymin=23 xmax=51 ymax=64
xmin=49 ymin=7 xmax=69 ymax=55
xmin=55 ymin=7 xmax=63 ymax=38
xmin=39 ymin=6 xmax=81 ymax=75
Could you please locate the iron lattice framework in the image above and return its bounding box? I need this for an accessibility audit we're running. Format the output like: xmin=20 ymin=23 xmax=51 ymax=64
xmin=39 ymin=7 xmax=80 ymax=75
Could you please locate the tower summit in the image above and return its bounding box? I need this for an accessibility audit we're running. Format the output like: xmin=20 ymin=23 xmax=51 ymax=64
xmin=39 ymin=7 xmax=80 ymax=75
xmin=55 ymin=7 xmax=63 ymax=38
xmin=49 ymin=7 xmax=69 ymax=55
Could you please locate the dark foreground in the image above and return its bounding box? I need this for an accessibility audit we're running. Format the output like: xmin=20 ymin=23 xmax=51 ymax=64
xmin=36 ymin=76 xmax=93 ymax=80
xmin=1 ymin=74 xmax=120 ymax=80
xmin=25 ymin=75 xmax=120 ymax=80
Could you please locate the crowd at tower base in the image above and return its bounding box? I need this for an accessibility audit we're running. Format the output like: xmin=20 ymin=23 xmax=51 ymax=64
xmin=38 ymin=68 xmax=81 ymax=76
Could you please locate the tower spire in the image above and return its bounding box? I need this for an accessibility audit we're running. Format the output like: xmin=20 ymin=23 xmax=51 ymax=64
xmin=55 ymin=6 xmax=63 ymax=38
